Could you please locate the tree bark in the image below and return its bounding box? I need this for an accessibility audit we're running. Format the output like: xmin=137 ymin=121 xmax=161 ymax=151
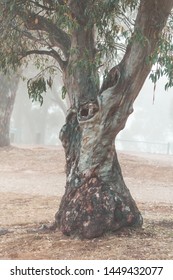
xmin=56 ymin=104 xmax=143 ymax=238
xmin=54 ymin=8 xmax=142 ymax=239
xmin=0 ymin=74 xmax=19 ymax=147
xmin=55 ymin=0 xmax=173 ymax=238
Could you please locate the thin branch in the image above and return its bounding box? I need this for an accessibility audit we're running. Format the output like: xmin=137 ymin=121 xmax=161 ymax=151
xmin=16 ymin=9 xmax=71 ymax=59
xmin=20 ymin=49 xmax=67 ymax=70
xmin=118 ymin=12 xmax=135 ymax=32
xmin=28 ymin=65 xmax=62 ymax=82
xmin=13 ymin=23 xmax=68 ymax=70
xmin=29 ymin=0 xmax=56 ymax=12
xmin=21 ymin=29 xmax=43 ymax=43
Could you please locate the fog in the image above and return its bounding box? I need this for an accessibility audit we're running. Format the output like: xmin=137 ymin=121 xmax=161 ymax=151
xmin=10 ymin=68 xmax=173 ymax=155
xmin=117 ymin=76 xmax=173 ymax=154
xmin=10 ymin=66 xmax=66 ymax=146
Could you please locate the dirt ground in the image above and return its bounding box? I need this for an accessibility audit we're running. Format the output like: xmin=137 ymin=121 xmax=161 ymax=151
xmin=0 ymin=145 xmax=173 ymax=260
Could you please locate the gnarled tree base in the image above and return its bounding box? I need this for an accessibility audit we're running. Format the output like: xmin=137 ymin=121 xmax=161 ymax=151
xmin=56 ymin=176 xmax=143 ymax=239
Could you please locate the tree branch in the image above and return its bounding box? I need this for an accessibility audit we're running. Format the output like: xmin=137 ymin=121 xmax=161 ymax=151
xmin=29 ymin=0 xmax=56 ymax=12
xmin=100 ymin=0 xmax=173 ymax=97
xmin=122 ymin=0 xmax=173 ymax=81
xmin=20 ymin=49 xmax=67 ymax=70
xmin=98 ymin=0 xmax=173 ymax=139
xmin=16 ymin=10 xmax=71 ymax=59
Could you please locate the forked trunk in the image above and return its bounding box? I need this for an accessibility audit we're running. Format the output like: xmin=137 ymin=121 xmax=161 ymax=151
xmin=54 ymin=0 xmax=173 ymax=238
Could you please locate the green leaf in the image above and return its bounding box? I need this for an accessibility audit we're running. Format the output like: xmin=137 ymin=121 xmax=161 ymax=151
xmin=61 ymin=85 xmax=67 ymax=99
xmin=27 ymin=77 xmax=47 ymax=106
xmin=46 ymin=76 xmax=53 ymax=88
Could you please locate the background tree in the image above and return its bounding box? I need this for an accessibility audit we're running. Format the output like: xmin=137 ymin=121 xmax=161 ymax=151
xmin=0 ymin=73 xmax=20 ymax=147
xmin=11 ymin=68 xmax=66 ymax=145
xmin=0 ymin=0 xmax=173 ymax=238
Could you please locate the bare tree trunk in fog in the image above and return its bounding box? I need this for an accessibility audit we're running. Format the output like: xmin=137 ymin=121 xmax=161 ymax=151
xmin=0 ymin=74 xmax=20 ymax=147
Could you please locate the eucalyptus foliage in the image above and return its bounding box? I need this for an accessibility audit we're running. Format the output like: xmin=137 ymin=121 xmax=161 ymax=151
xmin=0 ymin=0 xmax=173 ymax=103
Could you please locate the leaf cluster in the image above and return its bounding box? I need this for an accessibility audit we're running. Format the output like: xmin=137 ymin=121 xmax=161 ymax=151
xmin=0 ymin=0 xmax=173 ymax=104
xmin=86 ymin=0 xmax=138 ymax=67
xmin=27 ymin=65 xmax=56 ymax=106
xmin=149 ymin=17 xmax=173 ymax=90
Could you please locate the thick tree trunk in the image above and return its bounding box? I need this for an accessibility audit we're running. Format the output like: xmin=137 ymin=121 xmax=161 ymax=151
xmin=0 ymin=74 xmax=19 ymax=147
xmin=54 ymin=0 xmax=173 ymax=238
xmin=56 ymin=90 xmax=143 ymax=238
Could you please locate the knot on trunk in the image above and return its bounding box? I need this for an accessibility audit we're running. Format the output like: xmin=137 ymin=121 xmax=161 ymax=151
xmin=78 ymin=101 xmax=99 ymax=122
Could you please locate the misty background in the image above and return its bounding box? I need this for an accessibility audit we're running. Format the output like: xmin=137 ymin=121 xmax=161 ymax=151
xmin=10 ymin=64 xmax=173 ymax=155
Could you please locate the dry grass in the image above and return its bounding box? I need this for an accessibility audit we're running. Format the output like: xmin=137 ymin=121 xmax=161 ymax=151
xmin=0 ymin=146 xmax=173 ymax=259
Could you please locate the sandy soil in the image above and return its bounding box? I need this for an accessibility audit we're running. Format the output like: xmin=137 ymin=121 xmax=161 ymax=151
xmin=0 ymin=145 xmax=173 ymax=260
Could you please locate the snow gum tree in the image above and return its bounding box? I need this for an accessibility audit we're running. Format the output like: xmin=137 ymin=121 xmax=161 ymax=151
xmin=0 ymin=0 xmax=173 ymax=238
